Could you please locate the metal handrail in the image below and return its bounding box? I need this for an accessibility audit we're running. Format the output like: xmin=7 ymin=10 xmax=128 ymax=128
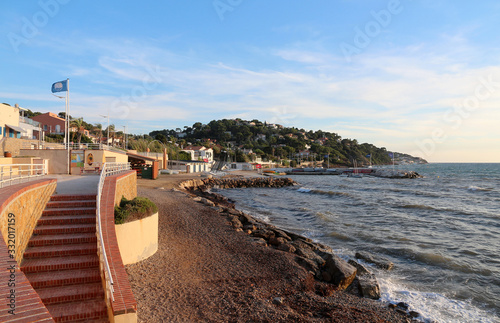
xmin=0 ymin=164 xmax=47 ymax=188
xmin=22 ymin=142 xmax=127 ymax=153
xmin=96 ymin=162 xmax=131 ymax=303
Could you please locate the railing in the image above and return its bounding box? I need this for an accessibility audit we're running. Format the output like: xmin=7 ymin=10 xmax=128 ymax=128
xmin=0 ymin=164 xmax=47 ymax=188
xmin=22 ymin=142 xmax=127 ymax=153
xmin=96 ymin=162 xmax=131 ymax=302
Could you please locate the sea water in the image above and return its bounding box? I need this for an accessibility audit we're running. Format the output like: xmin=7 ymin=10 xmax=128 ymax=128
xmin=218 ymin=163 xmax=500 ymax=323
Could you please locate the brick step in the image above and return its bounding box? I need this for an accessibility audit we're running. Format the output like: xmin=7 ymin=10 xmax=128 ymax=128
xmin=23 ymin=243 xmax=97 ymax=259
xmin=36 ymin=283 xmax=104 ymax=305
xmin=21 ymin=255 xmax=99 ymax=273
xmin=42 ymin=207 xmax=96 ymax=216
xmin=46 ymin=298 xmax=107 ymax=322
xmin=28 ymin=233 xmax=97 ymax=247
xmin=25 ymin=268 xmax=101 ymax=289
xmin=38 ymin=214 xmax=96 ymax=226
xmin=34 ymin=224 xmax=96 ymax=235
xmin=50 ymin=194 xmax=97 ymax=201
xmin=47 ymin=200 xmax=97 ymax=209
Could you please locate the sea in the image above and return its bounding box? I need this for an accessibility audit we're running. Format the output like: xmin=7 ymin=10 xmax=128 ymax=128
xmin=216 ymin=163 xmax=500 ymax=323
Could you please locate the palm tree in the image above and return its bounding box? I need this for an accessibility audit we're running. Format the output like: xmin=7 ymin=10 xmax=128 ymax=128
xmin=93 ymin=123 xmax=103 ymax=145
xmin=106 ymin=124 xmax=116 ymax=146
xmin=70 ymin=117 xmax=85 ymax=144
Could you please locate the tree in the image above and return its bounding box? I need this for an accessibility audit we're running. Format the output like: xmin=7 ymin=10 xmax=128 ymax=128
xmin=93 ymin=123 xmax=103 ymax=144
xmin=70 ymin=118 xmax=85 ymax=144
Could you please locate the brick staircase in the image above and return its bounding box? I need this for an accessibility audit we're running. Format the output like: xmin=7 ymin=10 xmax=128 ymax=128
xmin=21 ymin=194 xmax=109 ymax=322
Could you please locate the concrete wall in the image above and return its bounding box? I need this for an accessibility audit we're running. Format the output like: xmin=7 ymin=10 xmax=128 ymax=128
xmin=0 ymin=138 xmax=40 ymax=156
xmin=19 ymin=149 xmax=69 ymax=174
xmin=114 ymin=171 xmax=137 ymax=205
xmin=115 ymin=212 xmax=158 ymax=265
xmin=0 ymin=179 xmax=57 ymax=263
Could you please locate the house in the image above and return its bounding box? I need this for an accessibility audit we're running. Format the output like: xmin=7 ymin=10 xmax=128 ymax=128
xmin=31 ymin=112 xmax=65 ymax=136
xmin=0 ymin=103 xmax=41 ymax=140
xmin=181 ymin=146 xmax=214 ymax=163
xmin=255 ymin=134 xmax=266 ymax=141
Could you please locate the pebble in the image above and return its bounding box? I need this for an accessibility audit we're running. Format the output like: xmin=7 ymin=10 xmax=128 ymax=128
xmin=272 ymin=297 xmax=284 ymax=305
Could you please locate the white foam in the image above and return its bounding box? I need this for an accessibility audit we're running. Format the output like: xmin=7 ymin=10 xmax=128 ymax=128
xmin=378 ymin=275 xmax=498 ymax=323
xmin=468 ymin=185 xmax=493 ymax=192
xmin=297 ymin=187 xmax=312 ymax=193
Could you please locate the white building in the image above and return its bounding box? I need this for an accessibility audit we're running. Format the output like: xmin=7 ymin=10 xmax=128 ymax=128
xmin=181 ymin=145 xmax=214 ymax=163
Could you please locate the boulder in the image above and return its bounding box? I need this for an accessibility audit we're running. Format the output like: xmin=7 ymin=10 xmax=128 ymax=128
xmin=355 ymin=251 xmax=393 ymax=270
xmin=347 ymin=259 xmax=371 ymax=276
xmin=230 ymin=217 xmax=243 ymax=229
xmin=252 ymin=229 xmax=275 ymax=240
xmin=321 ymin=254 xmax=357 ymax=290
xmin=295 ymin=256 xmax=319 ymax=275
xmin=295 ymin=247 xmax=326 ymax=267
xmin=357 ymin=273 xmax=381 ymax=300
xmin=277 ymin=243 xmax=296 ymax=253
xmin=269 ymin=237 xmax=286 ymax=246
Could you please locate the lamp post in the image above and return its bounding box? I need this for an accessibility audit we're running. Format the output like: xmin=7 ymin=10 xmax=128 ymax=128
xmin=121 ymin=125 xmax=127 ymax=149
xmin=100 ymin=113 xmax=109 ymax=147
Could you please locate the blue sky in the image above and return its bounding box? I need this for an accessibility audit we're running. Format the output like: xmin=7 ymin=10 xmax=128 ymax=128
xmin=1 ymin=1 xmax=500 ymax=162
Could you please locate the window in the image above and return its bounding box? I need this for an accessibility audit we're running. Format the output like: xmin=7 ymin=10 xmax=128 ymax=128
xmin=55 ymin=125 xmax=61 ymax=133
xmin=44 ymin=125 xmax=47 ymax=131
xmin=231 ymin=163 xmax=237 ymax=169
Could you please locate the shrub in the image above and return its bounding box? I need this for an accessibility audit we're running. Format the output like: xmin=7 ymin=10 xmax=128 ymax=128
xmin=114 ymin=196 xmax=158 ymax=224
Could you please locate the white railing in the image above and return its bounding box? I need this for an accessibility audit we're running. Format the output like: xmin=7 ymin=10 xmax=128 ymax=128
xmin=22 ymin=142 xmax=126 ymax=153
xmin=96 ymin=162 xmax=131 ymax=303
xmin=0 ymin=164 xmax=47 ymax=188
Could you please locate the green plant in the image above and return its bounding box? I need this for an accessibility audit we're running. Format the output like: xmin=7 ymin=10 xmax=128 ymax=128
xmin=114 ymin=196 xmax=158 ymax=224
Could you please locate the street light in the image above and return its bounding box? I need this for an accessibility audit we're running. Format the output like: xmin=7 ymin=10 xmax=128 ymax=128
xmin=100 ymin=113 xmax=109 ymax=147
xmin=121 ymin=125 xmax=127 ymax=149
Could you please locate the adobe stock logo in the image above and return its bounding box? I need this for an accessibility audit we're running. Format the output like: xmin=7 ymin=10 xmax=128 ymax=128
xmin=340 ymin=0 xmax=407 ymax=63
xmin=213 ymin=0 xmax=244 ymax=21
xmin=7 ymin=0 xmax=71 ymax=53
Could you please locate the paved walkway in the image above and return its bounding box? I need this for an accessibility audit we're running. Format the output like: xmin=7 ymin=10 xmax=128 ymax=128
xmin=45 ymin=174 xmax=100 ymax=195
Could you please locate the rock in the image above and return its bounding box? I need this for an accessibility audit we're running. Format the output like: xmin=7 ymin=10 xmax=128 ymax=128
xmin=253 ymin=238 xmax=267 ymax=246
xmin=227 ymin=208 xmax=241 ymax=216
xmin=295 ymin=247 xmax=326 ymax=267
xmin=355 ymin=251 xmax=394 ymax=270
xmin=243 ymin=224 xmax=256 ymax=231
xmin=277 ymin=243 xmax=296 ymax=253
xmin=235 ymin=228 xmax=243 ymax=232
xmin=272 ymin=297 xmax=283 ymax=305
xmin=321 ymin=254 xmax=357 ymax=290
xmin=192 ymin=196 xmax=202 ymax=202
xmin=272 ymin=229 xmax=292 ymax=241
xmin=230 ymin=217 xmax=243 ymax=229
xmin=269 ymin=237 xmax=286 ymax=246
xmin=287 ymin=231 xmax=312 ymax=242
xmin=295 ymin=256 xmax=319 ymax=274
xmin=409 ymin=311 xmax=420 ymax=318
xmin=238 ymin=212 xmax=254 ymax=224
xmin=156 ymin=187 xmax=165 ymax=190
xmin=252 ymin=229 xmax=275 ymax=240
xmin=397 ymin=302 xmax=409 ymax=310
xmin=388 ymin=303 xmax=397 ymax=309
xmin=348 ymin=259 xmax=371 ymax=276
xmin=357 ymin=273 xmax=381 ymax=300
xmin=201 ymin=198 xmax=215 ymax=207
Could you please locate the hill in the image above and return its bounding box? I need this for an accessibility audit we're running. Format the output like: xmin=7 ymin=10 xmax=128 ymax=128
xmin=148 ymin=119 xmax=427 ymax=167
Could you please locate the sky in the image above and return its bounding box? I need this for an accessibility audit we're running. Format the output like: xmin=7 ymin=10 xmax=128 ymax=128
xmin=1 ymin=1 xmax=499 ymax=162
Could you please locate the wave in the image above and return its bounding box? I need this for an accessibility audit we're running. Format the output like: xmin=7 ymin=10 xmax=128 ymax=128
xmin=468 ymin=186 xmax=493 ymax=192
xmin=379 ymin=276 xmax=499 ymax=323
xmin=297 ymin=187 xmax=351 ymax=197
xmin=400 ymin=204 xmax=436 ymax=211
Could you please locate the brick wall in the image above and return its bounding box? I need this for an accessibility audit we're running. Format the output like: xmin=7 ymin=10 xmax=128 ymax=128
xmin=0 ymin=179 xmax=56 ymax=322
xmin=0 ymin=179 xmax=57 ymax=263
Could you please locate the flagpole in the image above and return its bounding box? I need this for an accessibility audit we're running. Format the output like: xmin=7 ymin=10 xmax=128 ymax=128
xmin=66 ymin=78 xmax=70 ymax=175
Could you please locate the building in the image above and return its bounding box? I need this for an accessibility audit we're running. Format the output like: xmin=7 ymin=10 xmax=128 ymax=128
xmin=31 ymin=112 xmax=65 ymax=135
xmin=0 ymin=103 xmax=41 ymax=140
xmin=181 ymin=146 xmax=214 ymax=163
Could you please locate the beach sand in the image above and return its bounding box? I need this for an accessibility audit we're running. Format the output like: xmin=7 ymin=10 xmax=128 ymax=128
xmin=125 ymin=172 xmax=409 ymax=322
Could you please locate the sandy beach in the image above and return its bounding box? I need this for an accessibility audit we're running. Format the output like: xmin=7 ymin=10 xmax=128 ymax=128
xmin=125 ymin=172 xmax=410 ymax=322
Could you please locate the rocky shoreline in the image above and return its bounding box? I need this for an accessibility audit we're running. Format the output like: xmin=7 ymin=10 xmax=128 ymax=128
xmin=180 ymin=176 xmax=421 ymax=321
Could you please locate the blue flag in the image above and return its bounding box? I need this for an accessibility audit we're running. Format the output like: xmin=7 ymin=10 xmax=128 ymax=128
xmin=366 ymin=154 xmax=371 ymax=157
xmin=388 ymin=152 xmax=394 ymax=158
xmin=51 ymin=80 xmax=68 ymax=93
xmin=324 ymin=155 xmax=329 ymax=158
